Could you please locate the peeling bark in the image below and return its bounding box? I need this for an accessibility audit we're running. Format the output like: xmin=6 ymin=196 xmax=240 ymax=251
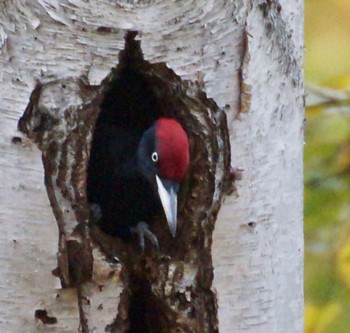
xmin=0 ymin=1 xmax=303 ymax=332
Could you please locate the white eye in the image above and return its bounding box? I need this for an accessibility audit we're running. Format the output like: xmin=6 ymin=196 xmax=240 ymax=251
xmin=151 ymin=152 xmax=158 ymax=162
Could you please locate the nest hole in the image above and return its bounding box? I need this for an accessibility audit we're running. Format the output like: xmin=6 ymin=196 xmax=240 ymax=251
xmin=87 ymin=32 xmax=224 ymax=331
xmin=87 ymin=32 xmax=202 ymax=258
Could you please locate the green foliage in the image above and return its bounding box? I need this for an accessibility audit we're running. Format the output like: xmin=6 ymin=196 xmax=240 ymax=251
xmin=305 ymin=105 xmax=350 ymax=333
xmin=305 ymin=2 xmax=350 ymax=332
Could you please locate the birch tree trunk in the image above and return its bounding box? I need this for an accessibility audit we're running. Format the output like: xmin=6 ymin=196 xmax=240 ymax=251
xmin=0 ymin=1 xmax=303 ymax=332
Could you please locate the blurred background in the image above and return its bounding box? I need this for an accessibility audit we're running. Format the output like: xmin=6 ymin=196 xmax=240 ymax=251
xmin=304 ymin=1 xmax=350 ymax=332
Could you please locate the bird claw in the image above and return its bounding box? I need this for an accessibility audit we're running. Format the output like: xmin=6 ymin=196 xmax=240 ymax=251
xmin=130 ymin=222 xmax=159 ymax=253
xmin=89 ymin=203 xmax=102 ymax=223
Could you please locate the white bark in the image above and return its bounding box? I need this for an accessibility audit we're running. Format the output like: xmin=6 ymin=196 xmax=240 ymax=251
xmin=0 ymin=1 xmax=303 ymax=332
xmin=212 ymin=1 xmax=304 ymax=332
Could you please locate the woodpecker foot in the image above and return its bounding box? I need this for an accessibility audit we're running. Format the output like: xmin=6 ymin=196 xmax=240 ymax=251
xmin=130 ymin=222 xmax=159 ymax=253
xmin=89 ymin=203 xmax=102 ymax=223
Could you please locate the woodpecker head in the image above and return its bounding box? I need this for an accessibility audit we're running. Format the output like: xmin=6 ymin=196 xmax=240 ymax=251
xmin=137 ymin=118 xmax=190 ymax=237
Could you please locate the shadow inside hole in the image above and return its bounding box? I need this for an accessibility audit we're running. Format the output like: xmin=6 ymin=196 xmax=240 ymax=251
xmin=128 ymin=279 xmax=158 ymax=333
xmin=98 ymin=68 xmax=162 ymax=128
xmin=127 ymin=269 xmax=177 ymax=333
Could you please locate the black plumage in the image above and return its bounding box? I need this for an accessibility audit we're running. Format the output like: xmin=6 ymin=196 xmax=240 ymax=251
xmin=87 ymin=69 xmax=162 ymax=239
xmin=88 ymin=119 xmax=165 ymax=240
